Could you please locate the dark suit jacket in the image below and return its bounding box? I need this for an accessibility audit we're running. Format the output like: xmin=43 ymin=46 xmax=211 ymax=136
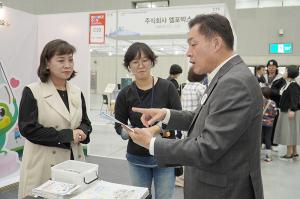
xmin=154 ymin=55 xmax=264 ymax=199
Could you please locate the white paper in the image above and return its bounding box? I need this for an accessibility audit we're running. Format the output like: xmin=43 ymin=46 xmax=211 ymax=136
xmin=32 ymin=180 xmax=80 ymax=199
xmin=72 ymin=180 xmax=148 ymax=199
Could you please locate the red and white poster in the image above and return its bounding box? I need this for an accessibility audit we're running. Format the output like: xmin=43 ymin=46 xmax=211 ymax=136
xmin=89 ymin=13 xmax=105 ymax=44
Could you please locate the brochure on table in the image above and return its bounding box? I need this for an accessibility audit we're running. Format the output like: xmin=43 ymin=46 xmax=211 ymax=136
xmin=34 ymin=160 xmax=148 ymax=199
xmin=32 ymin=180 xmax=80 ymax=199
xmin=72 ymin=180 xmax=148 ymax=199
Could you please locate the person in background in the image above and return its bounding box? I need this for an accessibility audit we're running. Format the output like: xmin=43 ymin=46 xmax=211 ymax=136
xmin=269 ymin=76 xmax=286 ymax=149
xmin=18 ymin=39 xmax=92 ymax=199
xmin=167 ymin=64 xmax=183 ymax=96
xmin=255 ymin=65 xmax=266 ymax=86
xmin=261 ymin=87 xmax=277 ymax=162
xmin=262 ymin=59 xmax=282 ymax=148
xmin=264 ymin=59 xmax=282 ymax=88
xmin=296 ymin=73 xmax=300 ymax=85
xmin=181 ymin=67 xmax=207 ymax=113
xmin=274 ymin=65 xmax=300 ymax=160
xmin=175 ymin=67 xmax=206 ymax=187
xmin=167 ymin=64 xmax=183 ymax=139
xmin=114 ymin=42 xmax=181 ymax=199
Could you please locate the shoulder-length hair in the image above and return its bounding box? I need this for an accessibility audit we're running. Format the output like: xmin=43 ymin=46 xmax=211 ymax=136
xmin=38 ymin=39 xmax=77 ymax=82
xmin=123 ymin=42 xmax=157 ymax=71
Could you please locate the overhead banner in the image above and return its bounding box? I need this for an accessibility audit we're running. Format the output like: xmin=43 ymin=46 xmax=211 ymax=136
xmin=89 ymin=13 xmax=106 ymax=44
xmin=116 ymin=4 xmax=226 ymax=36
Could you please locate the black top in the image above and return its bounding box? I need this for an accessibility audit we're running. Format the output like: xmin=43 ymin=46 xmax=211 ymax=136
xmin=270 ymin=77 xmax=286 ymax=107
xmin=18 ymin=87 xmax=92 ymax=149
xmin=256 ymin=76 xmax=266 ymax=84
xmin=279 ymin=82 xmax=300 ymax=112
xmin=57 ymin=89 xmax=70 ymax=111
xmin=167 ymin=77 xmax=181 ymax=96
xmin=114 ymin=78 xmax=182 ymax=156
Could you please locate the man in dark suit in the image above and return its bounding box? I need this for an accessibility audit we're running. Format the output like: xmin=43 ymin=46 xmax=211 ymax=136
xmin=126 ymin=14 xmax=264 ymax=199
xmin=255 ymin=65 xmax=266 ymax=85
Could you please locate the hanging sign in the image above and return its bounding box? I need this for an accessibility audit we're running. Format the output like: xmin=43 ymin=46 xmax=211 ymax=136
xmin=116 ymin=4 xmax=226 ymax=36
xmin=89 ymin=13 xmax=106 ymax=44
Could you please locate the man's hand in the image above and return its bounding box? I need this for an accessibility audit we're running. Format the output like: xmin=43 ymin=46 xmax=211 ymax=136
xmin=132 ymin=107 xmax=167 ymax=127
xmin=127 ymin=128 xmax=153 ymax=149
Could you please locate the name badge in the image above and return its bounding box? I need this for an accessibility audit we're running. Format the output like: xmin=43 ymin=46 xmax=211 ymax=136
xmin=200 ymin=93 xmax=208 ymax=105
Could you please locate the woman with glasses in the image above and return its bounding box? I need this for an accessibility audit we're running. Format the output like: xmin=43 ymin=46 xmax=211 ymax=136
xmin=114 ymin=42 xmax=181 ymax=199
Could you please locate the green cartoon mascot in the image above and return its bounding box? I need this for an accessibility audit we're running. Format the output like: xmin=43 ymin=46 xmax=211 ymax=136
xmin=0 ymin=97 xmax=18 ymax=154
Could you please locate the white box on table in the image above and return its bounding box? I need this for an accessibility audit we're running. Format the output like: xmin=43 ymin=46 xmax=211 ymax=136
xmin=51 ymin=160 xmax=99 ymax=191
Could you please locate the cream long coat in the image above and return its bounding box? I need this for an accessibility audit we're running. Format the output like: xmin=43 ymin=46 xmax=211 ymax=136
xmin=18 ymin=80 xmax=85 ymax=199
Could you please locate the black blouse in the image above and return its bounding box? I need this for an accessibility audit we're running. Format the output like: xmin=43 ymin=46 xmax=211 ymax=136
xmin=279 ymin=82 xmax=300 ymax=112
xmin=270 ymin=77 xmax=286 ymax=107
xmin=18 ymin=87 xmax=92 ymax=149
xmin=114 ymin=78 xmax=182 ymax=156
xmin=167 ymin=77 xmax=181 ymax=96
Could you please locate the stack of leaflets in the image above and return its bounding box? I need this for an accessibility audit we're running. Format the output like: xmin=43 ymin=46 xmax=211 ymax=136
xmin=32 ymin=180 xmax=80 ymax=199
xmin=72 ymin=180 xmax=149 ymax=199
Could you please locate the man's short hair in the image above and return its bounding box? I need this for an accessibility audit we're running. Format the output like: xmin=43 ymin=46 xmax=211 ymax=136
xmin=256 ymin=65 xmax=265 ymax=71
xmin=188 ymin=14 xmax=234 ymax=50
xmin=169 ymin=64 xmax=182 ymax=75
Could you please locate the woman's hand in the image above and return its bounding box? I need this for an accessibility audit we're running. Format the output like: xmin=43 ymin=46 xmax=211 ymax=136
xmin=73 ymin=129 xmax=87 ymax=144
xmin=288 ymin=111 xmax=295 ymax=119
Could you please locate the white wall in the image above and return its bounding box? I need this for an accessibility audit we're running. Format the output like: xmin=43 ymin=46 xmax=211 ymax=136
xmin=0 ymin=7 xmax=91 ymax=108
xmin=38 ymin=12 xmax=91 ymax=107
xmin=2 ymin=0 xmax=300 ymax=64
xmin=0 ymin=7 xmax=38 ymax=100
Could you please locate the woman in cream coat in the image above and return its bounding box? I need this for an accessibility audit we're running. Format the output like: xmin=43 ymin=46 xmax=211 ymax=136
xmin=18 ymin=39 xmax=92 ymax=199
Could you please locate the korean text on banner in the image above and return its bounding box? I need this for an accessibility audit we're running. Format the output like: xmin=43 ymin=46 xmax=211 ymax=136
xmin=89 ymin=13 xmax=105 ymax=44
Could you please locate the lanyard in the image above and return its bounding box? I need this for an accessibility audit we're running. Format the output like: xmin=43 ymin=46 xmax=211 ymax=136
xmin=133 ymin=76 xmax=155 ymax=108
